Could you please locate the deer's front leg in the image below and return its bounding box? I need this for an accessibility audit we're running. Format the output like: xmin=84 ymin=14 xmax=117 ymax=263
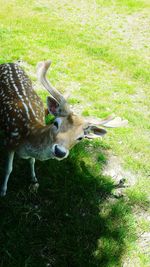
xmin=29 ymin=158 xmax=39 ymax=192
xmin=0 ymin=151 xmax=15 ymax=197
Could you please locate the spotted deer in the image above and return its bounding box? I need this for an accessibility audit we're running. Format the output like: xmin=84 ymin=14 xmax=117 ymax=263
xmin=0 ymin=60 xmax=127 ymax=196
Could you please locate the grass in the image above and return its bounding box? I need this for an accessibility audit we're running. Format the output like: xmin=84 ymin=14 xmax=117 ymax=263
xmin=0 ymin=143 xmax=136 ymax=267
xmin=0 ymin=0 xmax=150 ymax=266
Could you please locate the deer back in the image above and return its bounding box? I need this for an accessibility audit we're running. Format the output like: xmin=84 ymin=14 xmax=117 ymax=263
xmin=0 ymin=63 xmax=45 ymax=148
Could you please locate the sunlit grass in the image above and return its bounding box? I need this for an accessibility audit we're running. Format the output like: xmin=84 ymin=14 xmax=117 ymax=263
xmin=0 ymin=0 xmax=150 ymax=266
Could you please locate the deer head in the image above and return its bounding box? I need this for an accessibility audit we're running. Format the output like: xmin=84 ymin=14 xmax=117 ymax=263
xmin=36 ymin=60 xmax=128 ymax=160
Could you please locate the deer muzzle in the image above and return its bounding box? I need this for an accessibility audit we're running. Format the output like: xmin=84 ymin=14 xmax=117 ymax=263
xmin=52 ymin=144 xmax=69 ymax=159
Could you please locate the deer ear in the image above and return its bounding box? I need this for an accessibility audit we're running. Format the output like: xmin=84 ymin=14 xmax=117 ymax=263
xmin=46 ymin=96 xmax=59 ymax=116
xmin=84 ymin=126 xmax=107 ymax=139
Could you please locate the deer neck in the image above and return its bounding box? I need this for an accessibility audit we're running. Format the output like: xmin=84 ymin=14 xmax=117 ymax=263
xmin=16 ymin=123 xmax=55 ymax=161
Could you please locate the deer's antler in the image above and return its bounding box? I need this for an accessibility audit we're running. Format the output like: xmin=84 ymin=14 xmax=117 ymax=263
xmin=36 ymin=60 xmax=66 ymax=105
xmin=86 ymin=115 xmax=128 ymax=128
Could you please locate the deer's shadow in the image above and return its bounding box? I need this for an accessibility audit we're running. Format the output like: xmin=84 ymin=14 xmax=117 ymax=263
xmin=0 ymin=142 xmax=134 ymax=267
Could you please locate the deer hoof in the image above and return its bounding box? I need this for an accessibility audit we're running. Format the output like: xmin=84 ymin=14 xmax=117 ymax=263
xmin=29 ymin=182 xmax=39 ymax=193
xmin=0 ymin=190 xmax=6 ymax=197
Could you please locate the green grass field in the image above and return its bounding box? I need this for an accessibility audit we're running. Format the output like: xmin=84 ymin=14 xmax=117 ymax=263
xmin=0 ymin=0 xmax=150 ymax=266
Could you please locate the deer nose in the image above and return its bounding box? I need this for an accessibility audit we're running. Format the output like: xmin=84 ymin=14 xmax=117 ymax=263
xmin=54 ymin=145 xmax=67 ymax=158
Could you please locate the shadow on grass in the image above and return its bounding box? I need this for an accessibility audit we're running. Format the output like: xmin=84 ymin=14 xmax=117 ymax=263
xmin=0 ymin=142 xmax=135 ymax=267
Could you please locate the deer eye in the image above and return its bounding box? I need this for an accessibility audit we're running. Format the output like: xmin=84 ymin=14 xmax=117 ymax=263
xmin=77 ymin=136 xmax=84 ymax=141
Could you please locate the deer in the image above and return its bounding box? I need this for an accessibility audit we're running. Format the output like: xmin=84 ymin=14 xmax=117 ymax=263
xmin=0 ymin=60 xmax=128 ymax=196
